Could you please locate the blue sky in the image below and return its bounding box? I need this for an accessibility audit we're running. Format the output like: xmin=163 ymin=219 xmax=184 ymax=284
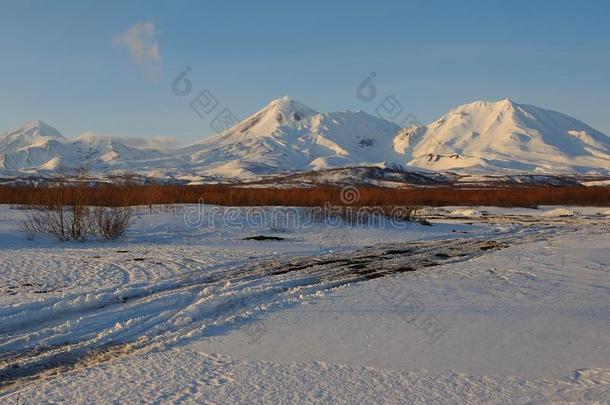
xmin=1 ymin=0 xmax=610 ymax=144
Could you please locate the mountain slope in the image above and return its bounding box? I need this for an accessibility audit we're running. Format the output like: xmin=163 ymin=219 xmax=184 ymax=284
xmin=175 ymin=97 xmax=402 ymax=177
xmin=395 ymin=99 xmax=610 ymax=174
xmin=0 ymin=120 xmax=64 ymax=152
xmin=2 ymin=98 xmax=609 ymax=179
xmin=0 ymin=121 xmax=162 ymax=173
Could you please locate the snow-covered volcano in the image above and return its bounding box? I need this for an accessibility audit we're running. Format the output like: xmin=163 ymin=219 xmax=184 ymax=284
xmin=175 ymin=96 xmax=402 ymax=177
xmin=2 ymin=97 xmax=609 ymax=179
xmin=0 ymin=121 xmax=161 ymax=173
xmin=0 ymin=120 xmax=64 ymax=152
xmin=395 ymin=99 xmax=610 ymax=174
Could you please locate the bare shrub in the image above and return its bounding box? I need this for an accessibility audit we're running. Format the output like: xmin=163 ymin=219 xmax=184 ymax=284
xmin=21 ymin=169 xmax=93 ymax=241
xmin=22 ymin=203 xmax=94 ymax=241
xmin=21 ymin=168 xmax=133 ymax=241
xmin=93 ymin=206 xmax=133 ymax=240
xmin=21 ymin=209 xmax=60 ymax=240
xmin=22 ymin=204 xmax=133 ymax=241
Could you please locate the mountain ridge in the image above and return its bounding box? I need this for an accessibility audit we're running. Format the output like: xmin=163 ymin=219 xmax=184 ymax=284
xmin=2 ymin=98 xmax=609 ymax=178
xmin=394 ymin=98 xmax=610 ymax=174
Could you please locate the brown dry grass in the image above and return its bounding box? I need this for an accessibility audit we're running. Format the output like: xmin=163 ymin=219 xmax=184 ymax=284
xmin=1 ymin=184 xmax=609 ymax=208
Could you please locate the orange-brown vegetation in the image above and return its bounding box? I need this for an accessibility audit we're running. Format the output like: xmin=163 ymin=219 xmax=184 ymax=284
xmin=1 ymin=184 xmax=608 ymax=208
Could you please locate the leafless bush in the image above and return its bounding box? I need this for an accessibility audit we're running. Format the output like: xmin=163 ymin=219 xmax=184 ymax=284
xmin=21 ymin=169 xmax=92 ymax=241
xmin=22 ymin=204 xmax=133 ymax=241
xmin=93 ymin=206 xmax=133 ymax=240
xmin=21 ymin=209 xmax=60 ymax=240
xmin=21 ymin=203 xmax=94 ymax=241
xmin=21 ymin=168 xmax=133 ymax=241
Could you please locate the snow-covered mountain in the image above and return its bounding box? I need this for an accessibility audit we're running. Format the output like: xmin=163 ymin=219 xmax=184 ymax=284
xmin=395 ymin=99 xmax=610 ymax=175
xmin=0 ymin=121 xmax=162 ymax=173
xmin=2 ymin=97 xmax=609 ymax=180
xmin=173 ymin=97 xmax=402 ymax=177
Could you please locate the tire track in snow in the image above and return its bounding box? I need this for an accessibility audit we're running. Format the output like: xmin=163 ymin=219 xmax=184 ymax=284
xmin=0 ymin=223 xmax=570 ymax=389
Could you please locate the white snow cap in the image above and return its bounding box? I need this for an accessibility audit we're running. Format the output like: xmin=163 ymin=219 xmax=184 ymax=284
xmin=2 ymin=97 xmax=610 ymax=177
xmin=258 ymin=96 xmax=319 ymax=124
xmin=5 ymin=120 xmax=64 ymax=139
xmin=401 ymin=98 xmax=610 ymax=173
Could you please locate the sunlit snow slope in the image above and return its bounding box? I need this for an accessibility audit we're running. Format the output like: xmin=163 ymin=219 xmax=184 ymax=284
xmin=2 ymin=98 xmax=609 ymax=178
xmin=395 ymin=99 xmax=610 ymax=174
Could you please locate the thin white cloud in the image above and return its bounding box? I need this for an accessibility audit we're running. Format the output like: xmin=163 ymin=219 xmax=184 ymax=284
xmin=113 ymin=21 xmax=162 ymax=77
xmin=74 ymin=132 xmax=180 ymax=150
xmin=122 ymin=135 xmax=180 ymax=150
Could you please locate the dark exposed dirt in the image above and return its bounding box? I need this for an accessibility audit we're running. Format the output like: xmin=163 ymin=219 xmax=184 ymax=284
xmin=243 ymin=235 xmax=285 ymax=241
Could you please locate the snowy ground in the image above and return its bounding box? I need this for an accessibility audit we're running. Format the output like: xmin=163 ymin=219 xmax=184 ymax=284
xmin=0 ymin=205 xmax=609 ymax=403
